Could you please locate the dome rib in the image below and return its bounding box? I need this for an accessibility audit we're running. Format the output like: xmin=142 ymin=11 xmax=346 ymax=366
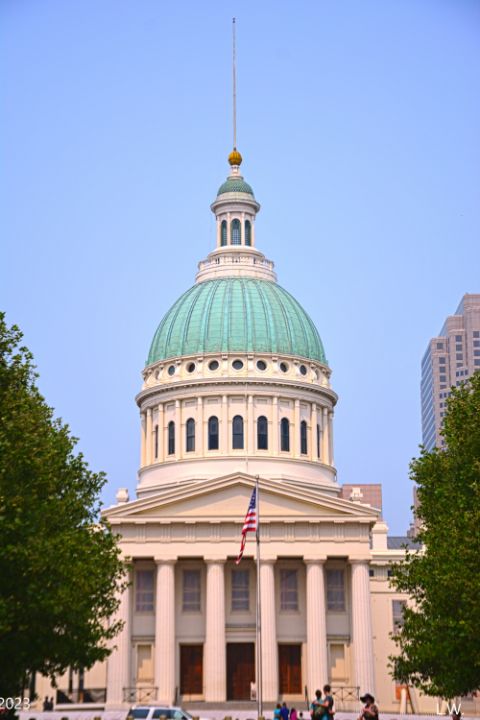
xmin=147 ymin=278 xmax=327 ymax=366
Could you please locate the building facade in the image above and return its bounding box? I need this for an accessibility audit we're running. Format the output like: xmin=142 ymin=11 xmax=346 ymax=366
xmin=34 ymin=149 xmax=468 ymax=715
xmin=421 ymin=294 xmax=480 ymax=450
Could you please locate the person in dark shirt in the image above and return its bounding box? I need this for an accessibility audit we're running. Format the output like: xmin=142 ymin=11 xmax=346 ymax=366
xmin=359 ymin=693 xmax=379 ymax=720
xmin=280 ymin=702 xmax=290 ymax=720
xmin=321 ymin=684 xmax=335 ymax=718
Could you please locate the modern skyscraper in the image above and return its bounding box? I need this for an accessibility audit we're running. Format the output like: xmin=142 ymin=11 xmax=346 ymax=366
xmin=421 ymin=293 xmax=480 ymax=450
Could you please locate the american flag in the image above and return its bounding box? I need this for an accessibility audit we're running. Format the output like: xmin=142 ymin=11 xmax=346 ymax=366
xmin=235 ymin=487 xmax=257 ymax=564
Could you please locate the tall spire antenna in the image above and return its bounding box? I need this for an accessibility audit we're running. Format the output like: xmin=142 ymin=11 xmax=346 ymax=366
xmin=232 ymin=17 xmax=237 ymax=149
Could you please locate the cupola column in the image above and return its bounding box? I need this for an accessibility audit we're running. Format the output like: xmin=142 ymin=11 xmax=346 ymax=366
xmin=216 ymin=219 xmax=221 ymax=248
xmin=310 ymin=403 xmax=318 ymax=461
xmin=145 ymin=407 xmax=153 ymax=465
xmin=272 ymin=396 xmax=279 ymax=454
xmin=197 ymin=396 xmax=204 ymax=454
xmin=140 ymin=412 xmax=146 ymax=467
xmin=322 ymin=406 xmax=329 ymax=463
xmin=156 ymin=403 xmax=164 ymax=462
xmin=221 ymin=395 xmax=228 ymax=451
xmin=329 ymin=411 xmax=335 ymax=466
xmin=175 ymin=400 xmax=181 ymax=460
xmin=247 ymin=395 xmax=254 ymax=453
xmin=294 ymin=399 xmax=301 ymax=457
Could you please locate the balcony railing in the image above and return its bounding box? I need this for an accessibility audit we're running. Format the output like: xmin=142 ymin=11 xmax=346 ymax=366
xmin=123 ymin=687 xmax=158 ymax=704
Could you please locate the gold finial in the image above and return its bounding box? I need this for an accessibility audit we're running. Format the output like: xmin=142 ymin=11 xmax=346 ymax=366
xmin=228 ymin=148 xmax=243 ymax=166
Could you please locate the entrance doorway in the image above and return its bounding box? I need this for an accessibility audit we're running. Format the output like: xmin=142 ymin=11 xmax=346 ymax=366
xmin=226 ymin=643 xmax=255 ymax=700
xmin=279 ymin=644 xmax=302 ymax=694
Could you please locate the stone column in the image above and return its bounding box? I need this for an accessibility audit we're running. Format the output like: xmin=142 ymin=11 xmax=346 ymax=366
xmin=247 ymin=394 xmax=254 ymax=453
xmin=154 ymin=560 xmax=176 ymax=703
xmin=216 ymin=218 xmax=221 ymax=247
xmin=260 ymin=559 xmax=278 ymax=701
xmin=322 ymin=407 xmax=329 ymax=463
xmin=145 ymin=408 xmax=152 ymax=466
xmin=221 ymin=395 xmax=228 ymax=452
xmin=272 ymin=396 xmax=279 ymax=454
xmin=310 ymin=403 xmax=318 ymax=461
xmin=175 ymin=399 xmax=181 ymax=459
xmin=328 ymin=412 xmax=334 ymax=466
xmin=106 ymin=570 xmax=131 ymax=707
xmin=140 ymin=413 xmax=146 ymax=467
xmin=305 ymin=559 xmax=328 ymax=694
xmin=204 ymin=559 xmax=226 ymax=701
xmin=157 ymin=403 xmax=164 ymax=462
xmin=294 ymin=399 xmax=301 ymax=457
xmin=197 ymin=396 xmax=204 ymax=455
xmin=351 ymin=560 xmax=376 ymax=695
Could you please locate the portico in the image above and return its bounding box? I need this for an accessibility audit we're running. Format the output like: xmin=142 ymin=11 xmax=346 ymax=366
xmin=105 ymin=474 xmax=378 ymax=706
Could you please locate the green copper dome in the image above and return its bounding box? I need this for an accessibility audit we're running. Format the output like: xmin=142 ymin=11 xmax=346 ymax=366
xmin=147 ymin=278 xmax=327 ymax=366
xmin=217 ymin=177 xmax=254 ymax=196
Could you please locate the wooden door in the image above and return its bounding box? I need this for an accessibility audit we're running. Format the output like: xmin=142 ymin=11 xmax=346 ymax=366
xmin=180 ymin=644 xmax=203 ymax=694
xmin=279 ymin=644 xmax=302 ymax=693
xmin=227 ymin=643 xmax=255 ymax=700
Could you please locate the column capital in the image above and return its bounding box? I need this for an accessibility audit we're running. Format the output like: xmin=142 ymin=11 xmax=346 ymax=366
xmin=260 ymin=557 xmax=277 ymax=566
xmin=349 ymin=556 xmax=371 ymax=565
xmin=154 ymin=557 xmax=177 ymax=565
xmin=204 ymin=557 xmax=227 ymax=565
xmin=304 ymin=556 xmax=327 ymax=565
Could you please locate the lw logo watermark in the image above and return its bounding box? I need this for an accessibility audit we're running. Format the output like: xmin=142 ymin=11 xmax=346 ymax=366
xmin=436 ymin=701 xmax=461 ymax=715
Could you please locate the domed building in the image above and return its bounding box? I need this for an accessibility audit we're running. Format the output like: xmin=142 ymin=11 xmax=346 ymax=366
xmin=38 ymin=150 xmax=437 ymax=714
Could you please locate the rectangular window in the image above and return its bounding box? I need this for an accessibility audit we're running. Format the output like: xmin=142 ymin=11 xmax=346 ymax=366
xmin=136 ymin=644 xmax=153 ymax=683
xmin=456 ymin=353 xmax=463 ymax=360
xmin=437 ymin=342 xmax=444 ymax=349
xmin=474 ymin=340 xmax=480 ymax=347
xmin=474 ymin=350 xmax=480 ymax=357
xmin=455 ymin=335 xmax=462 ymax=341
xmin=439 ymin=374 xmax=446 ymax=382
xmin=474 ymin=331 xmax=480 ymax=338
xmin=475 ymin=359 xmax=480 ymax=366
xmin=392 ymin=599 xmax=407 ymax=629
xmin=278 ymin=644 xmax=302 ymax=693
xmin=232 ymin=569 xmax=249 ymax=611
xmin=326 ymin=569 xmax=345 ymax=611
xmin=439 ymin=356 xmax=446 ymax=364
xmin=135 ymin=569 xmax=154 ymax=612
xmin=280 ymin=569 xmax=298 ymax=611
xmin=183 ymin=569 xmax=201 ymax=611
xmin=180 ymin=644 xmax=203 ymax=694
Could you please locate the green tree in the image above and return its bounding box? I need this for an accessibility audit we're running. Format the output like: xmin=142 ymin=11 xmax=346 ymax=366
xmin=0 ymin=313 xmax=127 ymax=703
xmin=390 ymin=372 xmax=480 ymax=698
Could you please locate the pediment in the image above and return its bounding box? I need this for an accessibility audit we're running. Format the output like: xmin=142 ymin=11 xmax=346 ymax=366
xmin=104 ymin=473 xmax=379 ymax=524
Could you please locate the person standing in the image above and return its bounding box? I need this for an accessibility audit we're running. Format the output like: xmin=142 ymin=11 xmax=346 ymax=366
xmin=290 ymin=708 xmax=298 ymax=720
xmin=311 ymin=689 xmax=323 ymax=719
xmin=359 ymin=693 xmax=379 ymax=720
xmin=281 ymin=702 xmax=290 ymax=720
xmin=274 ymin=704 xmax=282 ymax=720
xmin=321 ymin=685 xmax=335 ymax=718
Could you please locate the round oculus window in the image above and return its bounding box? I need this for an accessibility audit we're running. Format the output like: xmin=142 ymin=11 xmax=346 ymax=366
xmin=208 ymin=359 xmax=219 ymax=371
xmin=167 ymin=365 xmax=175 ymax=376
xmin=186 ymin=362 xmax=196 ymax=373
xmin=299 ymin=364 xmax=307 ymax=376
xmin=279 ymin=362 xmax=289 ymax=373
xmin=232 ymin=359 xmax=244 ymax=370
xmin=256 ymin=360 xmax=267 ymax=371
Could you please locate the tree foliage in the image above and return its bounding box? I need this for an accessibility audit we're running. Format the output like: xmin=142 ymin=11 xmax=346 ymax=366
xmin=390 ymin=372 xmax=480 ymax=697
xmin=0 ymin=313 xmax=127 ymax=699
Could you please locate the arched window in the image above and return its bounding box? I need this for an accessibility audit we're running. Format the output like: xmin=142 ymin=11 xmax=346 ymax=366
xmin=186 ymin=418 xmax=195 ymax=452
xmin=257 ymin=415 xmax=268 ymax=450
xmin=245 ymin=220 xmax=252 ymax=246
xmin=232 ymin=415 xmax=244 ymax=449
xmin=221 ymin=220 xmax=227 ymax=246
xmin=168 ymin=421 xmax=175 ymax=455
xmin=231 ymin=218 xmax=241 ymax=245
xmin=280 ymin=418 xmax=290 ymax=452
xmin=317 ymin=424 xmax=321 ymax=459
xmin=301 ymin=420 xmax=308 ymax=455
xmin=154 ymin=424 xmax=159 ymax=459
xmin=208 ymin=416 xmax=219 ymax=450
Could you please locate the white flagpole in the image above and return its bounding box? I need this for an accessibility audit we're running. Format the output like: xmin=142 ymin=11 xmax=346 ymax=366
xmin=255 ymin=474 xmax=263 ymax=717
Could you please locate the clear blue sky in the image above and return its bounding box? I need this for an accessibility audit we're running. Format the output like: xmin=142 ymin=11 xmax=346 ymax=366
xmin=2 ymin=1 xmax=479 ymax=533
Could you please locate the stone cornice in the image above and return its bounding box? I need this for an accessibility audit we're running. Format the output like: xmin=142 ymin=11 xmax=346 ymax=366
xmin=136 ymin=377 xmax=338 ymax=410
